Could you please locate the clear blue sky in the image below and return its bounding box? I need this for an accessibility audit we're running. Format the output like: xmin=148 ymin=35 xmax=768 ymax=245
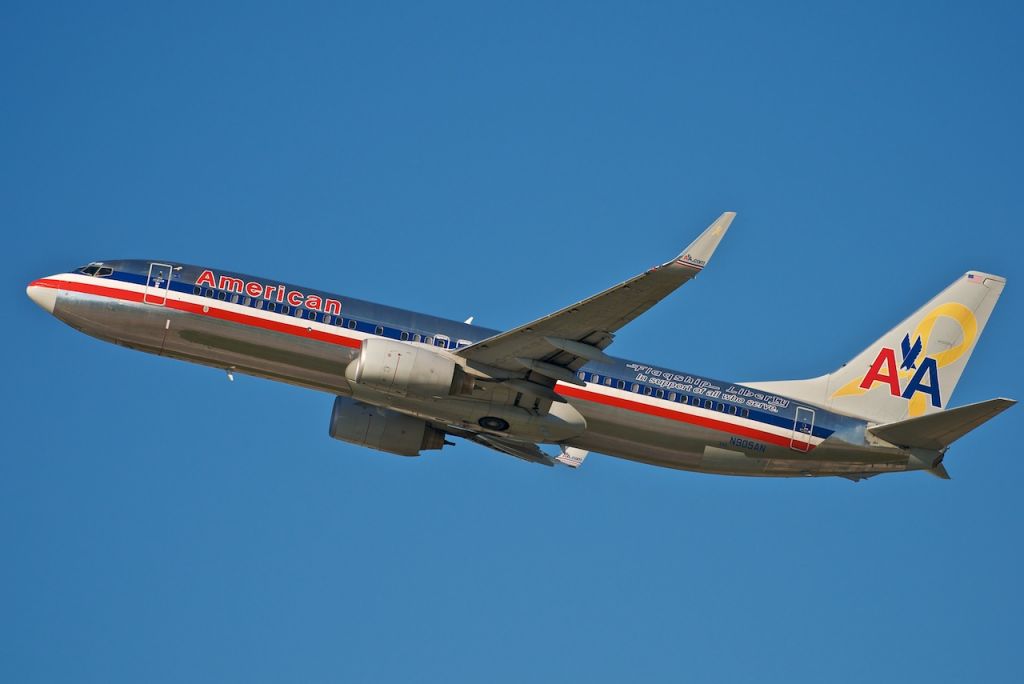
xmin=4 ymin=2 xmax=1023 ymax=682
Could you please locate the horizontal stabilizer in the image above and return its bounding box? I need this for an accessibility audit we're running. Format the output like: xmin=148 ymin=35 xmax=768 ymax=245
xmin=868 ymin=398 xmax=1015 ymax=450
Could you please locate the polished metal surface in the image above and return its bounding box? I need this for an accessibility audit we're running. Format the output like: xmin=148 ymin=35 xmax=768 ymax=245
xmin=31 ymin=261 xmax=963 ymax=479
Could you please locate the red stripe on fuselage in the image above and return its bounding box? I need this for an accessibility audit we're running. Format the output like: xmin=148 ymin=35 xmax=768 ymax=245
xmin=38 ymin=277 xmax=362 ymax=349
xmin=38 ymin=276 xmax=811 ymax=450
xmin=556 ymin=384 xmax=810 ymax=451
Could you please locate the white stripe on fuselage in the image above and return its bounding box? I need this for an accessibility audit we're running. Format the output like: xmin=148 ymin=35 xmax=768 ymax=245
xmin=57 ymin=272 xmax=370 ymax=344
xmin=56 ymin=272 xmax=817 ymax=444
xmin=554 ymin=379 xmax=821 ymax=445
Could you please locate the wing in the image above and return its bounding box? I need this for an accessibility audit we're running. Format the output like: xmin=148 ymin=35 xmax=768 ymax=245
xmin=439 ymin=422 xmax=588 ymax=468
xmin=460 ymin=431 xmax=556 ymax=466
xmin=456 ymin=213 xmax=734 ymax=384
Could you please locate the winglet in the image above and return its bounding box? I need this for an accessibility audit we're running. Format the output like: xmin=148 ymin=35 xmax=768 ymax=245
xmin=556 ymin=447 xmax=589 ymax=468
xmin=672 ymin=212 xmax=735 ymax=271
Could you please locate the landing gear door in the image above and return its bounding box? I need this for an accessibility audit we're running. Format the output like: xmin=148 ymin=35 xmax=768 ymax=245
xmin=791 ymin=406 xmax=815 ymax=452
xmin=144 ymin=262 xmax=173 ymax=305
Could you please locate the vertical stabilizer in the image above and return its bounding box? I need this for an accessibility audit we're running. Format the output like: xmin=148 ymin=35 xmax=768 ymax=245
xmin=746 ymin=272 xmax=1006 ymax=424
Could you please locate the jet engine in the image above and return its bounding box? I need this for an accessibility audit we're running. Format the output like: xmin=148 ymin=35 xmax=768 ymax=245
xmin=345 ymin=338 xmax=472 ymax=398
xmin=328 ymin=396 xmax=446 ymax=457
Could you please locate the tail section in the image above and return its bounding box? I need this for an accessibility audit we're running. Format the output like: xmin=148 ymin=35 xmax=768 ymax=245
xmin=747 ymin=271 xmax=1007 ymax=423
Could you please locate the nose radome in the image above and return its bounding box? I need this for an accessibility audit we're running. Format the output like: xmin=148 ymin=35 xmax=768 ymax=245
xmin=27 ymin=280 xmax=58 ymax=314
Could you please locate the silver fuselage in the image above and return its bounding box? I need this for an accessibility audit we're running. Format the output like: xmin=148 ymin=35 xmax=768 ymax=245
xmin=28 ymin=260 xmax=933 ymax=478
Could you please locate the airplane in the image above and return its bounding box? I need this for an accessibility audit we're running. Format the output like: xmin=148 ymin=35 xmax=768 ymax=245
xmin=26 ymin=213 xmax=1014 ymax=480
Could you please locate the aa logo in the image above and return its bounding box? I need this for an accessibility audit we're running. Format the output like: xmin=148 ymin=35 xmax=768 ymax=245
xmin=830 ymin=302 xmax=978 ymax=416
xmin=859 ymin=333 xmax=941 ymax=407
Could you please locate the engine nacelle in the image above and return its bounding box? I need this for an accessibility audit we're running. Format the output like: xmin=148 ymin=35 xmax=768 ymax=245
xmin=345 ymin=338 xmax=469 ymax=398
xmin=328 ymin=396 xmax=446 ymax=457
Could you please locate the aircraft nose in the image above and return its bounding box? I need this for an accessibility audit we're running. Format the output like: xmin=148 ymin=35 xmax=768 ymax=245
xmin=26 ymin=279 xmax=58 ymax=314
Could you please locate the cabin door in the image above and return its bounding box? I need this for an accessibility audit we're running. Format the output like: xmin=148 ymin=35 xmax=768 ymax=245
xmin=790 ymin=406 xmax=815 ymax=452
xmin=144 ymin=262 xmax=173 ymax=305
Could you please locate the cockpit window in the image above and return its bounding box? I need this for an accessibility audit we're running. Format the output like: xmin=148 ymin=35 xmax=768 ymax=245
xmin=78 ymin=263 xmax=113 ymax=277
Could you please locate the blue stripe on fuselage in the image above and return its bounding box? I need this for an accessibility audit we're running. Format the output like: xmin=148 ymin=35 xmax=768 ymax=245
xmin=86 ymin=260 xmax=854 ymax=443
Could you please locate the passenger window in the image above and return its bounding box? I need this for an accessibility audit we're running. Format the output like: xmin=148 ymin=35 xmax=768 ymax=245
xmin=681 ymin=395 xmax=689 ymax=405
xmin=268 ymin=302 xmax=277 ymax=312
xmin=424 ymin=336 xmax=432 ymax=345
xmin=401 ymin=332 xmax=409 ymax=341
xmin=603 ymin=377 xmax=612 ymax=386
xmin=411 ymin=333 xmax=420 ymax=342
xmin=578 ymin=371 xmax=586 ymax=381
xmin=631 ymin=383 xmax=640 ymax=393
xmin=347 ymin=319 xmax=356 ymax=329
xmin=205 ymin=288 xmax=214 ymax=298
xmin=240 ymin=296 xmax=250 ymax=306
xmin=323 ymin=314 xmax=333 ymax=324
xmin=592 ymin=375 xmax=601 ymax=384
xmin=742 ymin=408 xmax=750 ymax=418
xmin=282 ymin=305 xmax=290 ymax=314
xmin=193 ymin=285 xmax=201 ymax=295
xmin=717 ymin=404 xmax=726 ymax=413
xmin=705 ymin=399 xmax=714 ymax=410
xmin=655 ymin=389 xmax=664 ymax=399
xmin=616 ymin=380 xmax=625 ymax=390
xmin=375 ymin=325 xmax=384 ymax=335
xmin=255 ymin=300 xmax=264 ymax=310
xmin=644 ymin=387 xmax=653 ymax=396
xmin=230 ymin=294 xmax=239 ymax=304
xmin=668 ymin=392 xmax=677 ymax=402
xmin=218 ymin=291 xmax=227 ymax=301
xmin=729 ymin=405 xmax=738 ymax=415
xmin=435 ymin=338 xmax=447 ymax=348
